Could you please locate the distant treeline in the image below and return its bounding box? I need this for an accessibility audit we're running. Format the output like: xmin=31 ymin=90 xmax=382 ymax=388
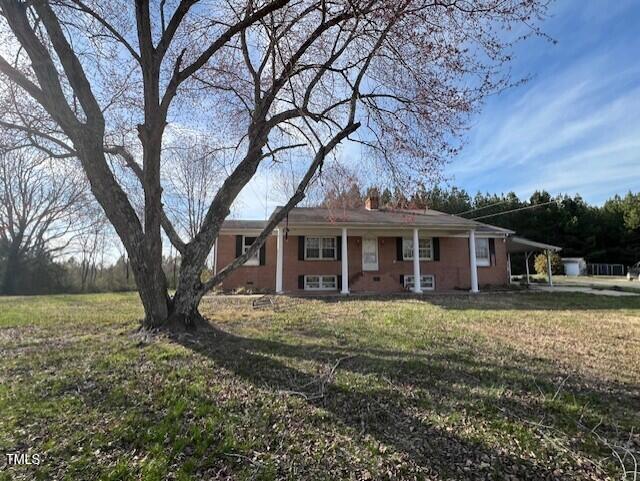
xmin=2 ymin=186 xmax=639 ymax=295
xmin=0 ymin=250 xmax=183 ymax=296
xmin=323 ymin=185 xmax=640 ymax=267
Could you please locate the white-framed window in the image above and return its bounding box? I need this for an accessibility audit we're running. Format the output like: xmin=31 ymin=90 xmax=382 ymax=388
xmin=305 ymin=236 xmax=336 ymax=260
xmin=304 ymin=275 xmax=337 ymax=290
xmin=475 ymin=238 xmax=490 ymax=267
xmin=404 ymin=274 xmax=435 ymax=290
xmin=402 ymin=238 xmax=433 ymax=261
xmin=242 ymin=236 xmax=260 ymax=266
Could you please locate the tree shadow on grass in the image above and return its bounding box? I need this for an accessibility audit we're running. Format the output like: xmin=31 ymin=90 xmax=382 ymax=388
xmin=170 ymin=320 xmax=638 ymax=480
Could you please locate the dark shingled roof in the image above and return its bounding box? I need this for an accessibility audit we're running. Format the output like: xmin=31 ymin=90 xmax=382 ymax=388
xmin=220 ymin=207 xmax=512 ymax=234
xmin=221 ymin=219 xmax=268 ymax=230
xmin=268 ymin=207 xmax=513 ymax=234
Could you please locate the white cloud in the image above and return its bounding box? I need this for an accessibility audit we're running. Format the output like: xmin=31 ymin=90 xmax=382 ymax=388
xmin=510 ymin=139 xmax=640 ymax=200
xmin=448 ymin=49 xmax=640 ymax=203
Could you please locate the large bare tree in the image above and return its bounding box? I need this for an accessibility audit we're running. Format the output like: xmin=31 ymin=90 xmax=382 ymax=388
xmin=0 ymin=148 xmax=86 ymax=294
xmin=0 ymin=0 xmax=547 ymax=328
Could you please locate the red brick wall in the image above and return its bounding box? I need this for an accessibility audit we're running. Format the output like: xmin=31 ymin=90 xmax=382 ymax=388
xmin=217 ymin=233 xmax=509 ymax=293
xmin=217 ymin=234 xmax=277 ymax=292
xmin=478 ymin=237 xmax=510 ymax=288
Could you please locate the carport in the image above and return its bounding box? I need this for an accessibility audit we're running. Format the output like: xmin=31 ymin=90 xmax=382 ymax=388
xmin=506 ymin=236 xmax=562 ymax=286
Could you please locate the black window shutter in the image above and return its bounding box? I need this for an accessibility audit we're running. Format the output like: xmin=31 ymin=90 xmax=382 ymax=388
xmin=336 ymin=236 xmax=342 ymax=260
xmin=259 ymin=243 xmax=266 ymax=265
xmin=235 ymin=235 xmax=243 ymax=258
xmin=433 ymin=238 xmax=440 ymax=261
xmin=298 ymin=236 xmax=305 ymax=260
xmin=337 ymin=275 xmax=342 ymax=290
xmin=298 ymin=275 xmax=305 ymax=289
xmin=399 ymin=274 xmax=404 ymax=285
xmin=489 ymin=238 xmax=496 ymax=265
xmin=396 ymin=237 xmax=403 ymax=261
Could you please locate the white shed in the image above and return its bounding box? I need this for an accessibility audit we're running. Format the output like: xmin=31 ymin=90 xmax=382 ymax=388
xmin=561 ymin=257 xmax=586 ymax=277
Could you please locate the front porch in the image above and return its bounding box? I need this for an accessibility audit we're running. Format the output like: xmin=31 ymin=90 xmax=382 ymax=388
xmin=273 ymin=226 xmax=501 ymax=294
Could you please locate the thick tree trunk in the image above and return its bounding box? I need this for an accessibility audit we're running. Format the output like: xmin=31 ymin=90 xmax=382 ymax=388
xmin=71 ymin=140 xmax=168 ymax=328
xmin=169 ymin=285 xmax=204 ymax=328
xmin=137 ymin=278 xmax=171 ymax=328
xmin=168 ymin=249 xmax=208 ymax=329
xmin=126 ymin=248 xmax=171 ymax=328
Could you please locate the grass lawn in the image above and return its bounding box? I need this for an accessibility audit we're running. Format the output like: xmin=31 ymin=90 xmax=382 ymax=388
xmin=550 ymin=275 xmax=640 ymax=293
xmin=1 ymin=292 xmax=639 ymax=480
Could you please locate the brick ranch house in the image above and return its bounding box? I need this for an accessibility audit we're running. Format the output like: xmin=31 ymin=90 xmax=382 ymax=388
xmin=212 ymin=196 xmax=559 ymax=294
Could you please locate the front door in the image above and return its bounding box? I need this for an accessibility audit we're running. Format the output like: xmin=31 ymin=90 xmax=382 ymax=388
xmin=362 ymin=237 xmax=379 ymax=271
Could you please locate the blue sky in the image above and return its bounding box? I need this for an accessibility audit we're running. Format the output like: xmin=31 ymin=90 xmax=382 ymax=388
xmin=234 ymin=0 xmax=640 ymax=219
xmin=448 ymin=0 xmax=640 ymax=205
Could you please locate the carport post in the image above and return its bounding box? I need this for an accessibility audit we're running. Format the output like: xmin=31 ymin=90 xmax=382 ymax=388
xmin=546 ymin=249 xmax=553 ymax=287
xmin=524 ymin=251 xmax=530 ymax=285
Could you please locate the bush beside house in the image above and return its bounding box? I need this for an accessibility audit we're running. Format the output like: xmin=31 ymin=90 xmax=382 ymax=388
xmin=534 ymin=252 xmax=562 ymax=275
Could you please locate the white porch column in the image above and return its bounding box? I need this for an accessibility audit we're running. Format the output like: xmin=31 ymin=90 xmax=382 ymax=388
xmin=341 ymin=228 xmax=349 ymax=294
xmin=412 ymin=228 xmax=422 ymax=293
xmin=546 ymin=249 xmax=553 ymax=286
xmin=469 ymin=230 xmax=479 ymax=293
xmin=525 ymin=251 xmax=531 ymax=285
xmin=276 ymin=228 xmax=284 ymax=294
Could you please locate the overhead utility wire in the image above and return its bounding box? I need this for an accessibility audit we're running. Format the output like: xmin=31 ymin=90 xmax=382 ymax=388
xmin=469 ymin=200 xmax=558 ymax=221
xmin=456 ymin=199 xmax=512 ymax=216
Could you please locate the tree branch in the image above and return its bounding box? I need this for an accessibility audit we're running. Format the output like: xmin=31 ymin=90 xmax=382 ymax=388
xmin=134 ymin=0 xmax=154 ymax=66
xmin=104 ymin=144 xmax=187 ymax=254
xmin=156 ymin=0 xmax=199 ymax=58
xmin=160 ymin=0 xmax=290 ymax=115
xmin=0 ymin=0 xmax=79 ymax=129
xmin=33 ymin=0 xmax=104 ymax=125
xmin=66 ymin=0 xmax=142 ymax=62
xmin=0 ymin=55 xmax=46 ymax=105
xmin=0 ymin=119 xmax=76 ymax=157
xmin=202 ymin=121 xmax=360 ymax=293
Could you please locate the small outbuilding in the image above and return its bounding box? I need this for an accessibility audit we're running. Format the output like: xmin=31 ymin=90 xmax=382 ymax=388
xmin=561 ymin=257 xmax=586 ymax=277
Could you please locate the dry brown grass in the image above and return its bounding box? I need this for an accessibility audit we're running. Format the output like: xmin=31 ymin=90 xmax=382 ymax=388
xmin=1 ymin=291 xmax=638 ymax=480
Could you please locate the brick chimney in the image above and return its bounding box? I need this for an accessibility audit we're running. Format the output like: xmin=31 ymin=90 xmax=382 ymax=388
xmin=365 ymin=195 xmax=379 ymax=210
